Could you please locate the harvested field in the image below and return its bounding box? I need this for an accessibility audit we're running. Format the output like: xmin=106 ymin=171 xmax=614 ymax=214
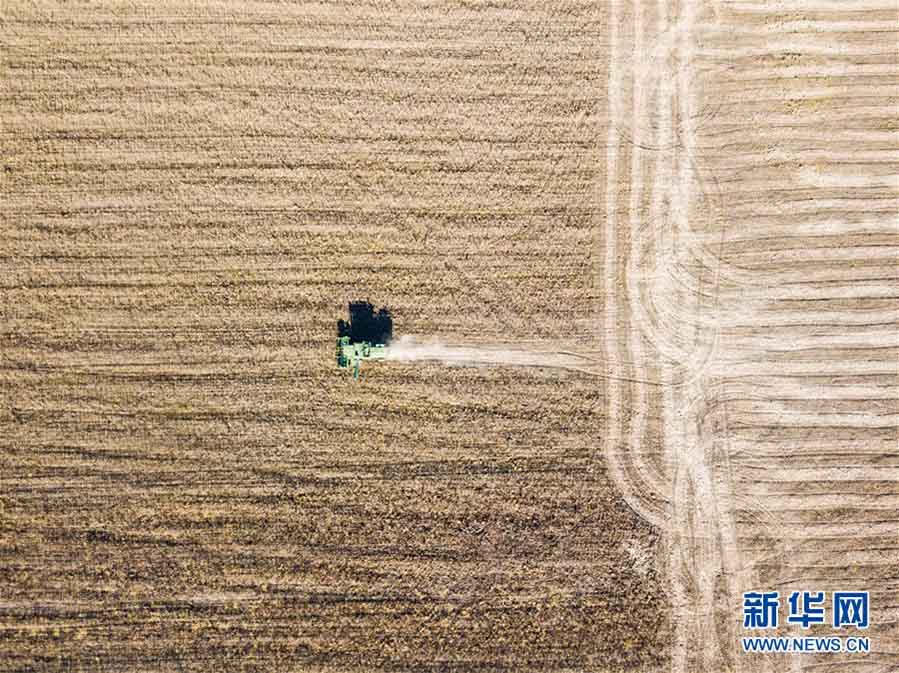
xmin=1 ymin=1 xmax=897 ymax=673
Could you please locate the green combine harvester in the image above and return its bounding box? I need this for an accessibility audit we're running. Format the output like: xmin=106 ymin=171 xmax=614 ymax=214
xmin=336 ymin=301 xmax=392 ymax=380
xmin=336 ymin=336 xmax=387 ymax=380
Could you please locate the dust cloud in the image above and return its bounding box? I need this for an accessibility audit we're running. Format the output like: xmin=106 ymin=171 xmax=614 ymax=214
xmin=385 ymin=336 xmax=592 ymax=371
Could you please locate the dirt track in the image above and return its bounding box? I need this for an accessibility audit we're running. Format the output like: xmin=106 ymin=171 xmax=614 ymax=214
xmin=601 ymin=1 xmax=899 ymax=671
xmin=2 ymin=1 xmax=898 ymax=672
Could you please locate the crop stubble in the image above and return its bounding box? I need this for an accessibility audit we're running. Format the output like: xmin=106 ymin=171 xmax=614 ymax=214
xmin=1 ymin=1 xmax=672 ymax=672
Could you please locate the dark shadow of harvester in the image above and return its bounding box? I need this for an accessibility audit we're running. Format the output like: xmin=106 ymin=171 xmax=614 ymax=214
xmin=336 ymin=301 xmax=392 ymax=380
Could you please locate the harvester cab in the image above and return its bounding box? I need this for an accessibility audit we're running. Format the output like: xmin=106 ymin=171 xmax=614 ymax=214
xmin=335 ymin=301 xmax=392 ymax=380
